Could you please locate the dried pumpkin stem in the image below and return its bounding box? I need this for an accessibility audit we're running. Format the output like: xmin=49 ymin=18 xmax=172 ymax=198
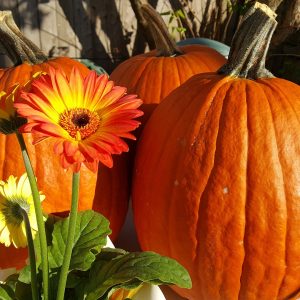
xmin=218 ymin=2 xmax=277 ymax=79
xmin=56 ymin=171 xmax=80 ymax=300
xmin=0 ymin=11 xmax=47 ymax=65
xmin=129 ymin=0 xmax=156 ymax=49
xmin=16 ymin=131 xmax=49 ymax=300
xmin=141 ymin=3 xmax=182 ymax=57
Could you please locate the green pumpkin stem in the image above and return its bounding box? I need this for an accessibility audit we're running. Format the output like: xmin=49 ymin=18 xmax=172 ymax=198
xmin=141 ymin=4 xmax=182 ymax=57
xmin=0 ymin=11 xmax=48 ymax=65
xmin=218 ymin=2 xmax=277 ymax=79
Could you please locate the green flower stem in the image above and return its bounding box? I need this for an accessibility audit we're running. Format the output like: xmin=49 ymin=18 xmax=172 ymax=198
xmin=16 ymin=131 xmax=49 ymax=300
xmin=20 ymin=208 xmax=39 ymax=300
xmin=56 ymin=171 xmax=80 ymax=300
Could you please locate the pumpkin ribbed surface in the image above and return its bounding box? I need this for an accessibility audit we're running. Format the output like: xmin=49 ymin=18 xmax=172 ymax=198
xmin=0 ymin=57 xmax=88 ymax=89
xmin=132 ymin=73 xmax=300 ymax=299
xmin=111 ymin=45 xmax=226 ymax=120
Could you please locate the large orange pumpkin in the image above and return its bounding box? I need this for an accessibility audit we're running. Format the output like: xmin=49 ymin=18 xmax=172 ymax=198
xmin=0 ymin=11 xmax=129 ymax=270
xmin=132 ymin=4 xmax=300 ymax=299
xmin=110 ymin=3 xmax=226 ymax=124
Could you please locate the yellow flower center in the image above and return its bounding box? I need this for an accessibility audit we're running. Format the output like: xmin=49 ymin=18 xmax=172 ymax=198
xmin=59 ymin=108 xmax=100 ymax=140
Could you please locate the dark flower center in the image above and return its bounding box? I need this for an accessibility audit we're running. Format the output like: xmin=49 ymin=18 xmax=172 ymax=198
xmin=1 ymin=199 xmax=30 ymax=226
xmin=59 ymin=108 xmax=101 ymax=140
xmin=72 ymin=114 xmax=90 ymax=128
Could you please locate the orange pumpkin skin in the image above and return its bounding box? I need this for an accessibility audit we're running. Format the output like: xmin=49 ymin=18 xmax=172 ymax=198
xmin=0 ymin=59 xmax=128 ymax=270
xmin=110 ymin=45 xmax=226 ymax=122
xmin=0 ymin=57 xmax=88 ymax=89
xmin=132 ymin=73 xmax=300 ymax=299
xmin=92 ymin=153 xmax=130 ymax=241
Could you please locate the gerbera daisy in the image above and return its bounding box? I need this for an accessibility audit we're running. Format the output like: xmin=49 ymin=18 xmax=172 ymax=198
xmin=0 ymin=85 xmax=25 ymax=134
xmin=0 ymin=173 xmax=45 ymax=248
xmin=14 ymin=67 xmax=143 ymax=172
xmin=0 ymin=73 xmax=42 ymax=134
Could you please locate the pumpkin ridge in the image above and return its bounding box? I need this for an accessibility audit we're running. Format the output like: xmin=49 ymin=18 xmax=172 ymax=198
xmin=180 ymin=53 xmax=206 ymax=76
xmin=188 ymin=50 xmax=212 ymax=72
xmin=260 ymin=79 xmax=300 ymax=128
xmin=238 ymin=82 xmax=250 ymax=300
xmin=239 ymin=82 xmax=261 ymax=298
xmin=116 ymin=56 xmax=155 ymax=90
xmin=134 ymin=77 xmax=211 ymax=253
xmin=152 ymin=82 xmax=204 ymax=251
xmin=170 ymin=54 xmax=192 ymax=83
xmin=197 ymin=80 xmax=247 ymax=297
xmin=195 ymin=89 xmax=227 ymax=298
xmin=133 ymin=58 xmax=158 ymax=103
xmin=163 ymin=80 xmax=217 ymax=259
xmin=239 ymin=81 xmax=287 ymax=299
xmin=262 ymin=85 xmax=288 ymax=299
xmin=237 ymin=82 xmax=265 ymax=298
xmin=172 ymin=58 xmax=182 ymax=91
xmin=259 ymin=84 xmax=290 ymax=298
xmin=257 ymin=80 xmax=300 ymax=298
xmin=156 ymin=58 xmax=165 ymax=104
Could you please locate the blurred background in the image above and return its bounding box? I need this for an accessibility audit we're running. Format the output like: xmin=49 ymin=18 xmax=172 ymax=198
xmin=0 ymin=0 xmax=299 ymax=82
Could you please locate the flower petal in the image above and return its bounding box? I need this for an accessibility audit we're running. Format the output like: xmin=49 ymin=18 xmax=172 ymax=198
xmin=14 ymin=67 xmax=143 ymax=172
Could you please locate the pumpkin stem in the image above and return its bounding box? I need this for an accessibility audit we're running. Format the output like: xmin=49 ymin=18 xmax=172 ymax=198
xmin=218 ymin=2 xmax=277 ymax=79
xmin=141 ymin=4 xmax=182 ymax=57
xmin=0 ymin=11 xmax=48 ymax=65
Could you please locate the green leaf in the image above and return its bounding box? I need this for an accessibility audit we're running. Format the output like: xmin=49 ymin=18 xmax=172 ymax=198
xmin=18 ymin=266 xmax=31 ymax=285
xmin=0 ymin=285 xmax=14 ymax=300
xmin=48 ymin=210 xmax=111 ymax=271
xmin=84 ymin=251 xmax=192 ymax=300
xmin=176 ymin=27 xmax=187 ymax=33
xmin=159 ymin=11 xmax=171 ymax=16
xmin=0 ymin=279 xmax=32 ymax=300
xmin=175 ymin=9 xmax=186 ymax=19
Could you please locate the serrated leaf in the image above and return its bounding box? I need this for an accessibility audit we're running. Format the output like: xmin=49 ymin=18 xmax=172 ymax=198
xmin=48 ymin=210 xmax=111 ymax=271
xmin=84 ymin=251 xmax=191 ymax=300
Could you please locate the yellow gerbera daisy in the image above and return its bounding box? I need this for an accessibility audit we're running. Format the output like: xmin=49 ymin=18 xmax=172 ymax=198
xmin=0 ymin=73 xmax=42 ymax=134
xmin=14 ymin=67 xmax=143 ymax=172
xmin=0 ymin=174 xmax=45 ymax=248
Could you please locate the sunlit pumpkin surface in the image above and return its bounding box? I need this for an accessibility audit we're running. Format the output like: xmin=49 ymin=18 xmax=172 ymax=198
xmin=111 ymin=45 xmax=226 ymax=123
xmin=133 ymin=73 xmax=300 ymax=300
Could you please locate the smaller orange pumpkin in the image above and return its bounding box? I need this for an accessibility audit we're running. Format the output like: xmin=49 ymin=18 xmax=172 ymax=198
xmin=110 ymin=3 xmax=226 ymax=125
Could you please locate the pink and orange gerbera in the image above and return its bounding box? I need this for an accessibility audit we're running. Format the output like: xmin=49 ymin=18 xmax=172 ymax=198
xmin=14 ymin=67 xmax=143 ymax=172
